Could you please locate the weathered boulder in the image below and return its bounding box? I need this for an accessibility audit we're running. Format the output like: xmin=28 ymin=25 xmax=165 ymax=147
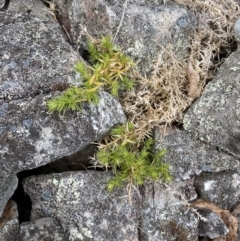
xmin=22 ymin=171 xmax=201 ymax=241
xmin=0 ymin=200 xmax=19 ymax=241
xmin=0 ymin=11 xmax=76 ymax=100
xmin=53 ymin=0 xmax=195 ymax=72
xmin=22 ymin=171 xmax=141 ymax=241
xmin=194 ymin=172 xmax=240 ymax=210
xmin=20 ymin=217 xmax=65 ymax=241
xmin=43 ymin=144 xmax=98 ymax=172
xmin=0 ymin=0 xmax=5 ymax=9
xmin=154 ymin=126 xmax=240 ymax=181
xmin=234 ymin=18 xmax=240 ymax=45
xmin=0 ymin=174 xmax=18 ymax=217
xmin=0 ymin=91 xmax=126 ymax=178
xmin=8 ymin=0 xmax=56 ymax=26
xmin=198 ymin=209 xmax=229 ymax=239
xmin=141 ymin=180 xmax=198 ymax=241
xmin=1 ymin=1 xmax=239 ymax=241
xmin=183 ymin=50 xmax=240 ymax=158
xmin=0 ymin=11 xmax=126 ymax=178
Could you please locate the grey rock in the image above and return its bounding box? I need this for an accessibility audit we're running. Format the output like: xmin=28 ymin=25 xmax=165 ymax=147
xmin=194 ymin=172 xmax=240 ymax=210
xmin=0 ymin=11 xmax=77 ymax=101
xmin=0 ymin=11 xmax=126 ymax=177
xmin=0 ymin=0 xmax=5 ymax=9
xmin=234 ymin=18 xmax=240 ymax=44
xmin=54 ymin=0 xmax=195 ymax=73
xmin=183 ymin=50 xmax=240 ymax=158
xmin=22 ymin=171 xmax=141 ymax=241
xmin=141 ymin=180 xmax=198 ymax=241
xmin=0 ymin=91 xmax=126 ymax=178
xmin=7 ymin=0 xmax=63 ymax=34
xmin=0 ymin=200 xmax=19 ymax=241
xmin=43 ymin=144 xmax=98 ymax=172
xmin=20 ymin=217 xmax=65 ymax=241
xmin=198 ymin=209 xmax=229 ymax=239
xmin=0 ymin=174 xmax=18 ymax=217
xmin=8 ymin=0 xmax=54 ymax=23
xmin=154 ymin=127 xmax=240 ymax=181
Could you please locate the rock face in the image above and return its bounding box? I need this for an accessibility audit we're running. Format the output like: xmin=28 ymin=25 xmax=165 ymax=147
xmin=197 ymin=209 xmax=229 ymax=239
xmin=1 ymin=1 xmax=240 ymax=240
xmin=0 ymin=175 xmax=18 ymax=217
xmin=0 ymin=0 xmax=5 ymax=8
xmin=0 ymin=11 xmax=126 ymax=178
xmin=54 ymin=0 xmax=195 ymax=72
xmin=22 ymin=171 xmax=142 ymax=241
xmin=0 ymin=200 xmax=19 ymax=241
xmin=234 ymin=18 xmax=240 ymax=44
xmin=8 ymin=0 xmax=57 ymax=27
xmin=184 ymin=50 xmax=240 ymax=158
xmin=141 ymin=180 xmax=199 ymax=241
xmin=20 ymin=218 xmax=65 ymax=241
xmin=0 ymin=11 xmax=76 ymax=100
xmin=20 ymin=171 xmax=199 ymax=241
xmin=154 ymin=127 xmax=240 ymax=181
xmin=194 ymin=172 xmax=240 ymax=210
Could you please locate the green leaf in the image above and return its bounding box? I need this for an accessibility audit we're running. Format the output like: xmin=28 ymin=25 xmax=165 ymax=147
xmin=110 ymin=81 xmax=119 ymax=97
xmin=87 ymin=40 xmax=99 ymax=62
xmin=75 ymin=62 xmax=91 ymax=81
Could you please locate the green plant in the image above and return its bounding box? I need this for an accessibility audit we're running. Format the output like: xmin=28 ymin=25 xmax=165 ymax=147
xmin=47 ymin=36 xmax=134 ymax=114
xmin=47 ymin=36 xmax=171 ymax=192
xmin=47 ymin=86 xmax=100 ymax=114
xmin=94 ymin=122 xmax=171 ymax=192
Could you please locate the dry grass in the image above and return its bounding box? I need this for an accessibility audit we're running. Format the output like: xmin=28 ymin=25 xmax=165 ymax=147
xmin=119 ymin=0 xmax=240 ymax=140
xmin=121 ymin=46 xmax=191 ymax=140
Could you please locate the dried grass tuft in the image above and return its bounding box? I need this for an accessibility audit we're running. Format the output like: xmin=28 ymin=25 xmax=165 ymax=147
xmin=120 ymin=0 xmax=240 ymax=140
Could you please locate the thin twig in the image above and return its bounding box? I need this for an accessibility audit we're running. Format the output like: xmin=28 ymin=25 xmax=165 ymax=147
xmin=62 ymin=25 xmax=73 ymax=43
xmin=113 ymin=0 xmax=128 ymax=44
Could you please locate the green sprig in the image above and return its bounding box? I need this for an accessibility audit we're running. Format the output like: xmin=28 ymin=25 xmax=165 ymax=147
xmin=96 ymin=123 xmax=171 ymax=192
xmin=47 ymin=36 xmax=134 ymax=114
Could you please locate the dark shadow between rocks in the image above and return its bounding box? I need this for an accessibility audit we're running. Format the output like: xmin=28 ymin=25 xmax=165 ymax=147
xmin=10 ymin=143 xmax=99 ymax=224
xmin=10 ymin=180 xmax=32 ymax=224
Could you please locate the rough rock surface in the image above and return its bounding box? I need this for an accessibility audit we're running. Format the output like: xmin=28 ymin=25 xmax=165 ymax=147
xmin=1 ymin=1 xmax=240 ymax=241
xmin=0 ymin=0 xmax=5 ymax=8
xmin=8 ymin=0 xmax=57 ymax=28
xmin=22 ymin=171 xmax=201 ymax=241
xmin=0 ymin=11 xmax=77 ymax=100
xmin=0 ymin=11 xmax=126 ymax=178
xmin=197 ymin=209 xmax=229 ymax=239
xmin=141 ymin=180 xmax=198 ymax=241
xmin=234 ymin=18 xmax=240 ymax=44
xmin=20 ymin=217 xmax=65 ymax=241
xmin=0 ymin=175 xmax=18 ymax=216
xmin=0 ymin=90 xmax=126 ymax=178
xmin=154 ymin=127 xmax=240 ymax=181
xmin=194 ymin=172 xmax=240 ymax=210
xmin=54 ymin=0 xmax=195 ymax=72
xmin=183 ymin=50 xmax=240 ymax=158
xmin=0 ymin=200 xmax=19 ymax=240
xmin=42 ymin=144 xmax=98 ymax=172
xmin=22 ymin=171 xmax=141 ymax=241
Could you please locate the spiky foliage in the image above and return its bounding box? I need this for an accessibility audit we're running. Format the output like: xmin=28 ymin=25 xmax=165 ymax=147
xmin=94 ymin=122 xmax=171 ymax=192
xmin=47 ymin=36 xmax=171 ymax=192
xmin=181 ymin=0 xmax=240 ymax=87
xmin=47 ymin=86 xmax=100 ymax=114
xmin=47 ymin=36 xmax=134 ymax=114
xmin=120 ymin=0 xmax=240 ymax=140
xmin=84 ymin=36 xmax=134 ymax=96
